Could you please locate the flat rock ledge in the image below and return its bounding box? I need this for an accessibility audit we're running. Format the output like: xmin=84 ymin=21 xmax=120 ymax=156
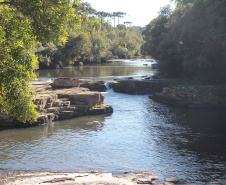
xmin=0 ymin=171 xmax=225 ymax=185
xmin=51 ymin=78 xmax=107 ymax=92
xmin=109 ymin=79 xmax=226 ymax=108
xmin=150 ymin=86 xmax=226 ymax=108
xmin=0 ymin=79 xmax=113 ymax=128
xmin=110 ymin=79 xmax=163 ymax=94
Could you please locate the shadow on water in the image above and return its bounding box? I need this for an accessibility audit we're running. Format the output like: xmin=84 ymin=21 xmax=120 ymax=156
xmin=144 ymin=100 xmax=226 ymax=182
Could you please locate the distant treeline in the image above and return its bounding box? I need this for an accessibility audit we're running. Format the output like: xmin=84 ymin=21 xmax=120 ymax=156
xmin=36 ymin=2 xmax=144 ymax=69
xmin=142 ymin=0 xmax=226 ymax=83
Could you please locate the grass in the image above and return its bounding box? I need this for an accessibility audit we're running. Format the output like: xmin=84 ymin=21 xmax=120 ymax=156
xmin=89 ymin=104 xmax=103 ymax=111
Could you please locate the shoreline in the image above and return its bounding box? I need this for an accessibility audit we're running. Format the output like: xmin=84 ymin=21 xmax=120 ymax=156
xmin=110 ymin=78 xmax=226 ymax=109
xmin=0 ymin=171 xmax=225 ymax=185
xmin=0 ymin=78 xmax=113 ymax=129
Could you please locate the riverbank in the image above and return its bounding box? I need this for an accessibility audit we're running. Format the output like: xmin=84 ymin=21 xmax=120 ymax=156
xmin=0 ymin=78 xmax=113 ymax=128
xmin=1 ymin=171 xmax=225 ymax=185
xmin=110 ymin=78 xmax=226 ymax=108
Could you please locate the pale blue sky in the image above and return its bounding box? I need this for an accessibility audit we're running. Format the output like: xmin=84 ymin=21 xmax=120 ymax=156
xmin=83 ymin=0 xmax=175 ymax=27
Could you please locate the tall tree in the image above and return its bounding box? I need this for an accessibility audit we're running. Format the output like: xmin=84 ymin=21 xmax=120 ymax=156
xmin=113 ymin=12 xmax=126 ymax=26
xmin=95 ymin=11 xmax=111 ymax=25
xmin=0 ymin=0 xmax=81 ymax=123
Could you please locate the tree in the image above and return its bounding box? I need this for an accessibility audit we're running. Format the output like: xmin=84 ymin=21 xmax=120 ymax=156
xmin=124 ymin=21 xmax=132 ymax=27
xmin=74 ymin=2 xmax=96 ymax=16
xmin=34 ymin=3 xmax=143 ymax=67
xmin=142 ymin=5 xmax=183 ymax=77
xmin=142 ymin=0 xmax=226 ymax=83
xmin=113 ymin=12 xmax=126 ymax=26
xmin=95 ymin=11 xmax=111 ymax=25
xmin=58 ymin=32 xmax=91 ymax=65
xmin=0 ymin=0 xmax=81 ymax=123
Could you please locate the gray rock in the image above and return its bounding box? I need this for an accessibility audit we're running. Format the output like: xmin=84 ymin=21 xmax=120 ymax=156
xmin=1 ymin=80 xmax=113 ymax=128
xmin=79 ymin=79 xmax=107 ymax=92
xmin=51 ymin=78 xmax=80 ymax=88
xmin=165 ymin=177 xmax=186 ymax=184
xmin=59 ymin=111 xmax=76 ymax=120
xmin=112 ymin=79 xmax=163 ymax=94
xmin=151 ymin=86 xmax=226 ymax=108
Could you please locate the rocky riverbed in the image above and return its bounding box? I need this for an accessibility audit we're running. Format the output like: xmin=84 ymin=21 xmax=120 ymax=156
xmin=0 ymin=171 xmax=225 ymax=185
xmin=0 ymin=78 xmax=113 ymax=128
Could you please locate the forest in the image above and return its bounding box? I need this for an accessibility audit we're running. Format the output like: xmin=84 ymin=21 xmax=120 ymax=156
xmin=0 ymin=0 xmax=143 ymax=123
xmin=36 ymin=2 xmax=144 ymax=69
xmin=142 ymin=0 xmax=226 ymax=83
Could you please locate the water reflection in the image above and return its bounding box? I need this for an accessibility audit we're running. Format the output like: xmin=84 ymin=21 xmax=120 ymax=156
xmin=144 ymin=100 xmax=226 ymax=182
xmin=36 ymin=60 xmax=157 ymax=81
xmin=0 ymin=115 xmax=108 ymax=173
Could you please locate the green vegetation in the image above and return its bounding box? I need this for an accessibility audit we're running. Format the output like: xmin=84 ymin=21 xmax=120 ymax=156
xmin=0 ymin=0 xmax=143 ymax=123
xmin=89 ymin=104 xmax=103 ymax=111
xmin=0 ymin=0 xmax=80 ymax=123
xmin=142 ymin=0 xmax=226 ymax=83
xmin=37 ymin=2 xmax=144 ymax=69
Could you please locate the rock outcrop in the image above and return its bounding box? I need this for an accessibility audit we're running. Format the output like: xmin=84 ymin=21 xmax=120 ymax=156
xmin=51 ymin=78 xmax=107 ymax=92
xmin=51 ymin=78 xmax=80 ymax=88
xmin=0 ymin=171 xmax=158 ymax=185
xmin=151 ymin=85 xmax=226 ymax=108
xmin=110 ymin=79 xmax=163 ymax=94
xmin=0 ymin=79 xmax=113 ymax=128
xmin=109 ymin=78 xmax=226 ymax=109
xmin=0 ymin=171 xmax=225 ymax=185
xmin=79 ymin=79 xmax=107 ymax=92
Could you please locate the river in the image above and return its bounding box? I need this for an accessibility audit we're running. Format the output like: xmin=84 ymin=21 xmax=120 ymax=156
xmin=0 ymin=60 xmax=225 ymax=183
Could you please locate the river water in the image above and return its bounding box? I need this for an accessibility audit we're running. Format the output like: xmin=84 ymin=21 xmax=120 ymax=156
xmin=0 ymin=60 xmax=226 ymax=183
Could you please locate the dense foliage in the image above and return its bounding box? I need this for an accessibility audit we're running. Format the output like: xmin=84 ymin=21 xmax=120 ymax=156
xmin=0 ymin=0 xmax=80 ymax=122
xmin=37 ymin=2 xmax=144 ymax=69
xmin=142 ymin=0 xmax=226 ymax=83
xmin=0 ymin=0 xmax=143 ymax=122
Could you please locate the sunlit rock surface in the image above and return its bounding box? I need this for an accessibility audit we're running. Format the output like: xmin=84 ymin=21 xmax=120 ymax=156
xmin=0 ymin=79 xmax=112 ymax=128
xmin=0 ymin=171 xmax=225 ymax=185
xmin=51 ymin=78 xmax=107 ymax=92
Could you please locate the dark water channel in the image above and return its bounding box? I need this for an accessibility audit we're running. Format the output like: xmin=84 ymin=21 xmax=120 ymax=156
xmin=0 ymin=60 xmax=226 ymax=183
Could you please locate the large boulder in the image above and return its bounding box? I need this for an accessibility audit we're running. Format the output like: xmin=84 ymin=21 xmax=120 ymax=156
xmin=51 ymin=78 xmax=107 ymax=92
xmin=51 ymin=78 xmax=80 ymax=88
xmin=56 ymin=91 xmax=104 ymax=107
xmin=79 ymin=79 xmax=107 ymax=92
xmin=111 ymin=79 xmax=163 ymax=94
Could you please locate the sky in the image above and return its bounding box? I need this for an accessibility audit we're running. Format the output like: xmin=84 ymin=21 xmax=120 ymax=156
xmin=83 ymin=0 xmax=175 ymax=27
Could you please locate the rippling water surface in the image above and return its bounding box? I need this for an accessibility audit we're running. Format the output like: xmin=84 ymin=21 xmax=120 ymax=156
xmin=0 ymin=60 xmax=226 ymax=183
